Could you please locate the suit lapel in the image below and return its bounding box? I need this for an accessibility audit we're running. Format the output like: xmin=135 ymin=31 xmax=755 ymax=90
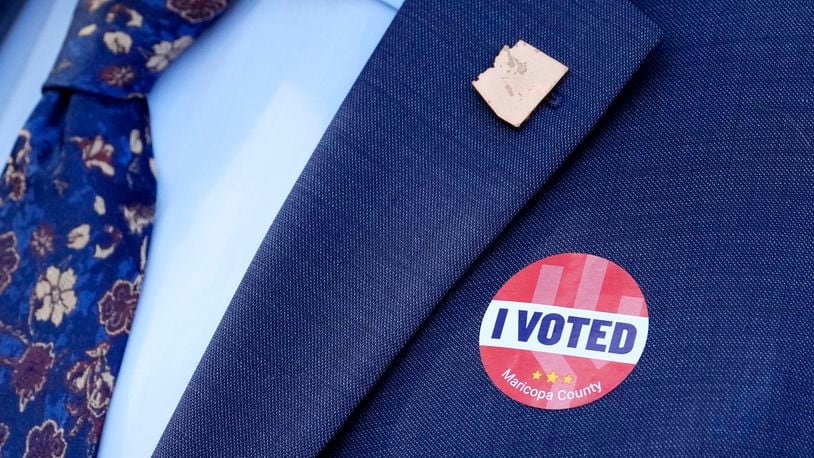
xmin=158 ymin=0 xmax=661 ymax=455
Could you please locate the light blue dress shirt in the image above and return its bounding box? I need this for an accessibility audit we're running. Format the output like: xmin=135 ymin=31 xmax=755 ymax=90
xmin=0 ymin=0 xmax=402 ymax=456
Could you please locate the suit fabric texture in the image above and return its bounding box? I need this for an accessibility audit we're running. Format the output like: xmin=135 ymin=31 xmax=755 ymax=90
xmin=157 ymin=0 xmax=814 ymax=455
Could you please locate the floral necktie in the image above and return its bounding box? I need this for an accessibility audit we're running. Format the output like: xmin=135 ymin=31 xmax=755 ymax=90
xmin=0 ymin=1 xmax=230 ymax=456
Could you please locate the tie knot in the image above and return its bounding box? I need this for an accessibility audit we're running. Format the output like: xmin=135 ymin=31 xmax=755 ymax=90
xmin=44 ymin=0 xmax=229 ymax=99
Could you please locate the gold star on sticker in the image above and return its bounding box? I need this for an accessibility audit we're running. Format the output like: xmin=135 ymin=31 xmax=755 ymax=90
xmin=531 ymin=370 xmax=542 ymax=380
xmin=546 ymin=371 xmax=559 ymax=383
xmin=563 ymin=374 xmax=573 ymax=384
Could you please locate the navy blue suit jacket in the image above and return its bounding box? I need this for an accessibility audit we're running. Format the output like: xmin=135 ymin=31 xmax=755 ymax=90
xmin=156 ymin=0 xmax=814 ymax=455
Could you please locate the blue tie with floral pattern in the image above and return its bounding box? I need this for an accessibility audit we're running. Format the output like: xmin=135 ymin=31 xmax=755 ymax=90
xmin=0 ymin=1 xmax=230 ymax=456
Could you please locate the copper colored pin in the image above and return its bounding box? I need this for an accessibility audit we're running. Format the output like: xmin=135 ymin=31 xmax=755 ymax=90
xmin=472 ymin=40 xmax=568 ymax=128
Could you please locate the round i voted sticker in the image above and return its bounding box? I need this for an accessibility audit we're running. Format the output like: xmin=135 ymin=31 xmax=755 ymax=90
xmin=479 ymin=253 xmax=649 ymax=409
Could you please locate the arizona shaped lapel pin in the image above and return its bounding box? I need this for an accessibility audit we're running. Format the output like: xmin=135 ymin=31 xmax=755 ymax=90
xmin=473 ymin=40 xmax=568 ymax=128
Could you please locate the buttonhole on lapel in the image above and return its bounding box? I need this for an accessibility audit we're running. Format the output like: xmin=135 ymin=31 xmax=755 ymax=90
xmin=544 ymin=89 xmax=563 ymax=109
